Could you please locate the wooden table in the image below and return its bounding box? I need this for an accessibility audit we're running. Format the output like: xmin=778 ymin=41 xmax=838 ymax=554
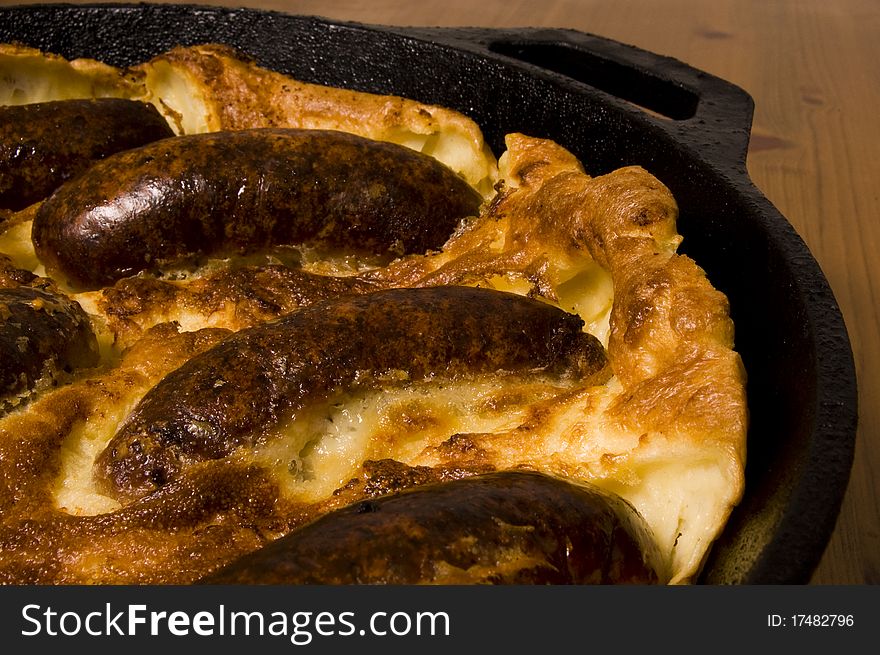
xmin=2 ymin=0 xmax=877 ymax=585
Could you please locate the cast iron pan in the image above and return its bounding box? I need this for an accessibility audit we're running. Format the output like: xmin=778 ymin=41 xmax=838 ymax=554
xmin=0 ymin=3 xmax=859 ymax=584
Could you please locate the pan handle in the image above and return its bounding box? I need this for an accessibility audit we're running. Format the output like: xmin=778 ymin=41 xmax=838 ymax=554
xmin=416 ymin=27 xmax=756 ymax=171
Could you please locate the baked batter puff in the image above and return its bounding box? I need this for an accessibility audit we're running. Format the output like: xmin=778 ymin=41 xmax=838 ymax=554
xmin=0 ymin=42 xmax=748 ymax=585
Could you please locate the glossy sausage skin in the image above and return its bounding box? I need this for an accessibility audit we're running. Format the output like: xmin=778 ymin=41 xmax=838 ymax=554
xmin=32 ymin=128 xmax=484 ymax=289
xmin=199 ymin=470 xmax=666 ymax=584
xmin=0 ymin=286 xmax=99 ymax=412
xmin=95 ymin=286 xmax=608 ymax=500
xmin=0 ymin=98 xmax=174 ymax=211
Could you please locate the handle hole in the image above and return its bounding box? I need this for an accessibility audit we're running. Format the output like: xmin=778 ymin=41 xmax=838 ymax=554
xmin=488 ymin=40 xmax=698 ymax=121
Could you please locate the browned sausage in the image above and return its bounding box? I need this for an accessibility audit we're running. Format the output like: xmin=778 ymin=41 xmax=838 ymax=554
xmin=32 ymin=128 xmax=484 ymax=289
xmin=198 ymin=470 xmax=666 ymax=584
xmin=0 ymin=98 xmax=174 ymax=211
xmin=95 ymin=286 xmax=609 ymax=501
xmin=0 ymin=286 xmax=99 ymax=413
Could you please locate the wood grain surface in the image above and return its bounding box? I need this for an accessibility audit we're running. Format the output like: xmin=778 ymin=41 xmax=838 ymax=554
xmin=1 ymin=0 xmax=877 ymax=585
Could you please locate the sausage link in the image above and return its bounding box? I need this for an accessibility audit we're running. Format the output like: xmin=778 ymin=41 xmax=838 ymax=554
xmin=0 ymin=98 xmax=174 ymax=211
xmin=0 ymin=286 xmax=99 ymax=412
xmin=95 ymin=286 xmax=608 ymax=501
xmin=32 ymin=128 xmax=484 ymax=289
xmin=199 ymin=470 xmax=666 ymax=584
